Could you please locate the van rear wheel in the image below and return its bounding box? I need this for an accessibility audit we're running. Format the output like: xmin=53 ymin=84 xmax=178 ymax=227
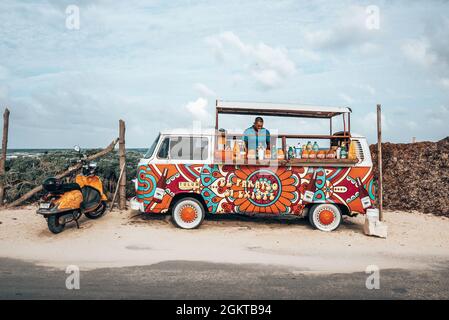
xmin=308 ymin=203 xmax=342 ymax=232
xmin=171 ymin=197 xmax=205 ymax=229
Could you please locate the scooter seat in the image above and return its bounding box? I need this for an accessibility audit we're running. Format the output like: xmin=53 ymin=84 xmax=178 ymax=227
xmin=60 ymin=183 xmax=81 ymax=192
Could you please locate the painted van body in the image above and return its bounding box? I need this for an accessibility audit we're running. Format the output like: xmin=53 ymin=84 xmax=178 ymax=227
xmin=131 ymin=130 xmax=375 ymax=219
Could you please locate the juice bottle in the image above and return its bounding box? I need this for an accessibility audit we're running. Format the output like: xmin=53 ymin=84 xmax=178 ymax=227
xmin=233 ymin=140 xmax=240 ymax=160
xmin=277 ymin=148 xmax=285 ymax=160
xmin=295 ymin=144 xmax=302 ymax=159
xmin=257 ymin=143 xmax=265 ymax=160
xmin=348 ymin=141 xmax=357 ymax=160
xmin=288 ymin=146 xmax=295 ymax=160
xmin=340 ymin=142 xmax=348 ymax=159
xmin=306 ymin=141 xmax=313 ymax=151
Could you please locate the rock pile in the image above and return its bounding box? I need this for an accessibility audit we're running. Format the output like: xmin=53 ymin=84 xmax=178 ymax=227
xmin=370 ymin=137 xmax=449 ymax=216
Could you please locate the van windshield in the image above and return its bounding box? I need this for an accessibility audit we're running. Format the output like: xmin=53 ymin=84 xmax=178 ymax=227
xmin=144 ymin=134 xmax=160 ymax=158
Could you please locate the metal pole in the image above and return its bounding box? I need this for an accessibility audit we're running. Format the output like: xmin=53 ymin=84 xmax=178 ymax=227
xmin=215 ymin=100 xmax=219 ymax=130
xmin=119 ymin=119 xmax=126 ymax=210
xmin=0 ymin=108 xmax=10 ymax=206
xmin=377 ymin=104 xmax=383 ymax=221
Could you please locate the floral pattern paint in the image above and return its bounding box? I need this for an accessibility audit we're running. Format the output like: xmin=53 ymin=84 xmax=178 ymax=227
xmin=136 ymin=164 xmax=375 ymax=215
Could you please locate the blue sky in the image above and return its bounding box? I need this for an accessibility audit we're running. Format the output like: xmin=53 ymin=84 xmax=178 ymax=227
xmin=0 ymin=0 xmax=448 ymax=148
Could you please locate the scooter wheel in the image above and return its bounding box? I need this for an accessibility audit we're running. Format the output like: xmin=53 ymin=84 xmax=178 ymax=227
xmin=47 ymin=215 xmax=65 ymax=234
xmin=85 ymin=201 xmax=107 ymax=219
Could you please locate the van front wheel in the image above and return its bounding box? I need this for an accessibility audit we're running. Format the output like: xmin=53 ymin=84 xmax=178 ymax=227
xmin=308 ymin=203 xmax=342 ymax=232
xmin=172 ymin=197 xmax=205 ymax=229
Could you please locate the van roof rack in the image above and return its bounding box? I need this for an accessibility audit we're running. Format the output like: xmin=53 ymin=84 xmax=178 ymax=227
xmin=216 ymin=100 xmax=351 ymax=119
xmin=215 ymin=100 xmax=352 ymax=137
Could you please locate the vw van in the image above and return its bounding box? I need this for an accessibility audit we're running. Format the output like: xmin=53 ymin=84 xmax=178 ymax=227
xmin=130 ymin=101 xmax=376 ymax=231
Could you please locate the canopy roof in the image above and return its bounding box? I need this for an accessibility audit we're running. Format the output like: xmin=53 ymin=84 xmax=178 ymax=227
xmin=216 ymin=100 xmax=351 ymax=119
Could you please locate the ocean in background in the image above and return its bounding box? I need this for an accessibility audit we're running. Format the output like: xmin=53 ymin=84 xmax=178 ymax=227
xmin=6 ymin=148 xmax=147 ymax=160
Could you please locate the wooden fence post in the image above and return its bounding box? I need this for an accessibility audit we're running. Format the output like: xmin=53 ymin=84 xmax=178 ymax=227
xmin=0 ymin=108 xmax=10 ymax=206
xmin=377 ymin=104 xmax=383 ymax=221
xmin=119 ymin=119 xmax=126 ymax=210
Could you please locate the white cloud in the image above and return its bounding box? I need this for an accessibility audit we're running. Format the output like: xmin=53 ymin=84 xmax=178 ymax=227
xmin=354 ymin=84 xmax=376 ymax=95
xmin=184 ymin=97 xmax=210 ymax=121
xmin=339 ymin=93 xmax=354 ymax=104
xmin=402 ymin=18 xmax=449 ymax=89
xmin=359 ymin=111 xmax=388 ymax=133
xmin=193 ymin=83 xmax=216 ymax=97
xmin=440 ymin=78 xmax=449 ymax=90
xmin=0 ymin=66 xmax=9 ymax=80
xmin=302 ymin=5 xmax=381 ymax=51
xmin=206 ymin=31 xmax=296 ymax=89
xmin=401 ymin=39 xmax=437 ymax=67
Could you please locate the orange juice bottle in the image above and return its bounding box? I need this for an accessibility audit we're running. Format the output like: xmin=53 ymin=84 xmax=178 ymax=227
xmin=348 ymin=141 xmax=357 ymax=160
xmin=277 ymin=148 xmax=285 ymax=160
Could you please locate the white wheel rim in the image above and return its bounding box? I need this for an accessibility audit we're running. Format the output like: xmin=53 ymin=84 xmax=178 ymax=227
xmin=312 ymin=204 xmax=341 ymax=232
xmin=173 ymin=200 xmax=203 ymax=229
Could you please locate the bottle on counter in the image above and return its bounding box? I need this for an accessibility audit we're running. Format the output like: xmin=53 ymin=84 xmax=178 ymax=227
xmin=306 ymin=141 xmax=313 ymax=151
xmin=257 ymin=143 xmax=265 ymax=161
xmin=336 ymin=146 xmax=341 ymax=159
xmin=277 ymin=148 xmax=285 ymax=160
xmin=295 ymin=144 xmax=302 ymax=159
xmin=302 ymin=145 xmax=309 ymax=159
xmin=340 ymin=142 xmax=348 ymax=159
xmin=288 ymin=146 xmax=295 ymax=160
xmin=348 ymin=141 xmax=357 ymax=160
xmin=233 ymin=140 xmax=240 ymax=160
xmin=312 ymin=141 xmax=319 ymax=151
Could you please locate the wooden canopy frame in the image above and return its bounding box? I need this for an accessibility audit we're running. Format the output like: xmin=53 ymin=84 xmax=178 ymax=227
xmin=215 ymin=100 xmax=352 ymax=139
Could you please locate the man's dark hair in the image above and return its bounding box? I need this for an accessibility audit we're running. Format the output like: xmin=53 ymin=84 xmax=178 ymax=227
xmin=255 ymin=116 xmax=264 ymax=123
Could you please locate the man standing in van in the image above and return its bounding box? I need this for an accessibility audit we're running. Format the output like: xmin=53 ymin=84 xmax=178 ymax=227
xmin=243 ymin=117 xmax=271 ymax=153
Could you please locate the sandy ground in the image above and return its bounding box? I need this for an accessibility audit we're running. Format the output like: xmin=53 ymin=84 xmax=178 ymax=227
xmin=0 ymin=205 xmax=448 ymax=273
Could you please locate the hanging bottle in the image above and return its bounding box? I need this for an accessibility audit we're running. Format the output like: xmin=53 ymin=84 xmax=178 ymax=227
xmin=357 ymin=177 xmax=371 ymax=209
xmin=145 ymin=167 xmax=168 ymax=212
xmin=303 ymin=169 xmax=317 ymax=203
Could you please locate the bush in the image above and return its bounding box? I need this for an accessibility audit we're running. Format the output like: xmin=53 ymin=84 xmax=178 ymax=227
xmin=4 ymin=150 xmax=143 ymax=204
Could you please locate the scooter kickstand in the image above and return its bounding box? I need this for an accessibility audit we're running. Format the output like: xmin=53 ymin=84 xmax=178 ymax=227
xmin=73 ymin=212 xmax=80 ymax=229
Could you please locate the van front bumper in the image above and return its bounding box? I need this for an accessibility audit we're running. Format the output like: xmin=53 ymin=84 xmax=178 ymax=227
xmin=130 ymin=197 xmax=144 ymax=212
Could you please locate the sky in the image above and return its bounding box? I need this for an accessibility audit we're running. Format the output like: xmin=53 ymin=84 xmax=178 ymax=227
xmin=0 ymin=0 xmax=448 ymax=148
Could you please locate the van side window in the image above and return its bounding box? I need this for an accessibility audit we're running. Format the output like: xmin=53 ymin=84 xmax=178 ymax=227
xmin=157 ymin=138 xmax=170 ymax=159
xmin=170 ymin=137 xmax=209 ymax=160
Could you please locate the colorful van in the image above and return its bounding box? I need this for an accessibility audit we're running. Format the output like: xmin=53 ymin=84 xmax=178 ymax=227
xmin=130 ymin=101 xmax=376 ymax=231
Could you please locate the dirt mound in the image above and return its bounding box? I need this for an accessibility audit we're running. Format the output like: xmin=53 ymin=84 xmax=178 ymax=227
xmin=370 ymin=137 xmax=449 ymax=216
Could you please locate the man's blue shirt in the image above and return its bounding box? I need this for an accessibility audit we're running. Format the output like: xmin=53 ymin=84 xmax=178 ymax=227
xmin=243 ymin=126 xmax=270 ymax=151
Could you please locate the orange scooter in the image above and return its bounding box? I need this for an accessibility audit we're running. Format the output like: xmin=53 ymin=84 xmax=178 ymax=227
xmin=37 ymin=146 xmax=108 ymax=234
